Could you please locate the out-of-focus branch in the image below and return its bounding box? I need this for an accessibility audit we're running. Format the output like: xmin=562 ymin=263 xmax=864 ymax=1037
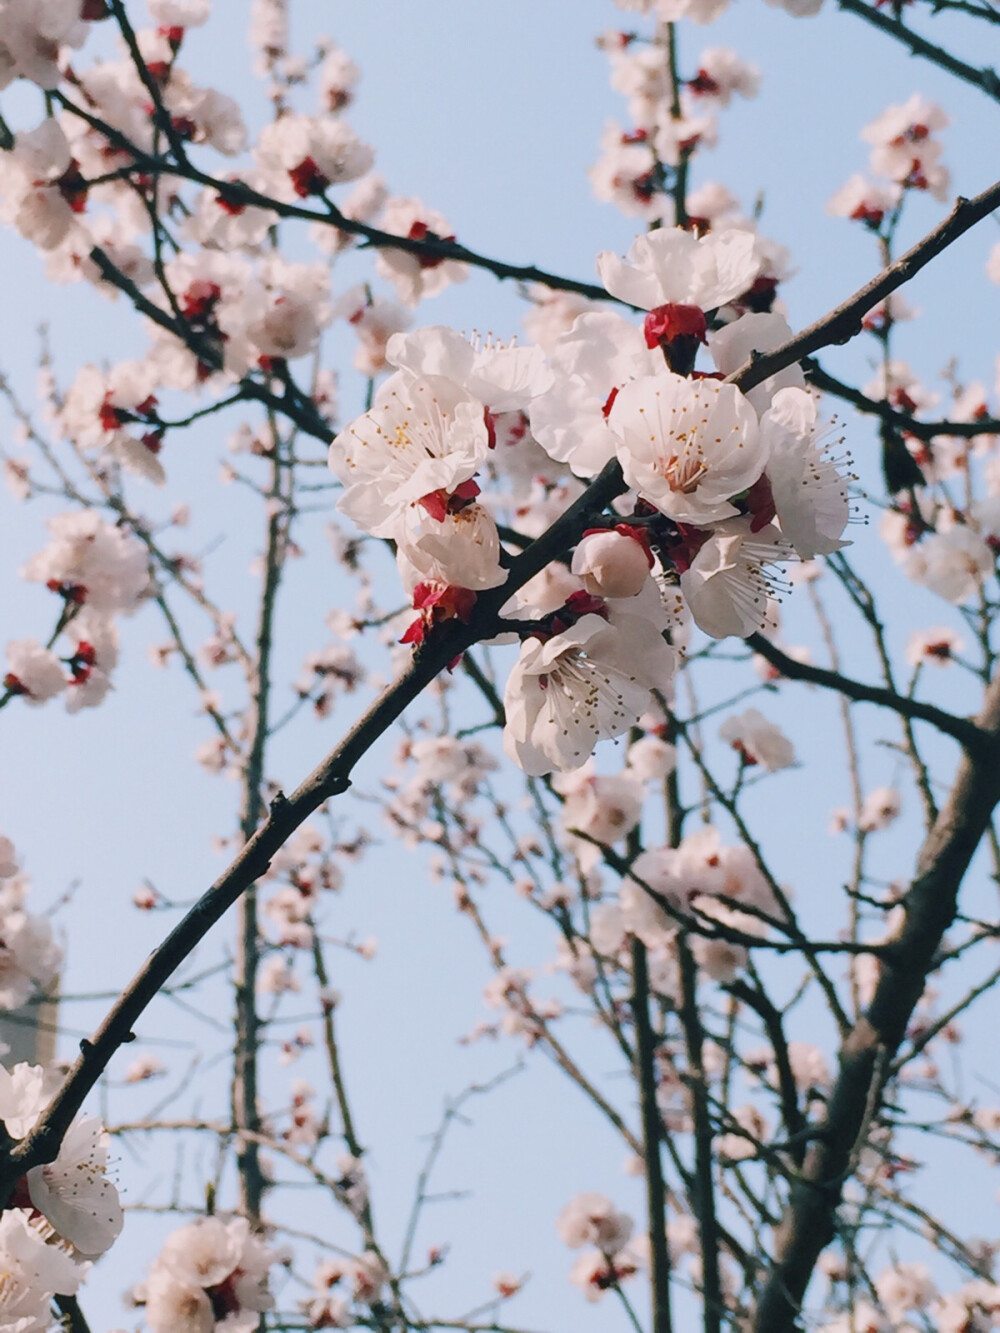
xmin=890 ymin=960 xmax=1000 ymax=1073
xmin=310 ymin=932 xmax=363 ymax=1161
xmin=61 ymin=94 xmax=617 ymax=308
xmin=747 ymin=634 xmax=994 ymax=753
xmin=677 ymin=937 xmax=722 ymax=1333
xmin=54 ymin=1295 xmax=90 ymax=1333
xmin=398 ymin=1067 xmax=523 ymax=1281
xmin=838 ymin=0 xmax=1000 ymax=101
xmin=71 ymin=113 xmax=1000 ymax=471
xmin=630 ymin=938 xmax=674 ymax=1333
xmin=727 ymin=980 xmax=807 ymax=1168
xmin=0 ymin=458 xmax=629 ymax=1188
xmin=806 ymin=358 xmax=1000 ymax=440
xmin=732 ymin=178 xmax=1000 ymax=395
xmin=87 ymin=247 xmax=335 ymax=447
xmin=232 ymin=432 xmax=288 ymax=1223
xmin=751 ymin=668 xmax=1000 ymax=1332
xmin=109 ymin=0 xmax=192 ymax=161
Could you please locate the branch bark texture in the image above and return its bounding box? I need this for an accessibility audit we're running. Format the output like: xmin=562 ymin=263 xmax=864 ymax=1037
xmin=751 ymin=671 xmax=1000 ymax=1332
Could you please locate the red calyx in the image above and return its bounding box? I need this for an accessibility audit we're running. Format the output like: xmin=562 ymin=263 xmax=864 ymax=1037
xmin=661 ymin=523 xmax=710 ymax=575
xmin=581 ymin=523 xmax=656 ymax=568
xmin=414 ymin=583 xmax=477 ymax=621
xmin=904 ymin=161 xmax=929 ymax=191
xmin=731 ymin=740 xmax=758 ymax=767
xmin=170 ymin=116 xmax=197 ymax=141
xmin=903 ymin=517 xmax=924 ymax=547
xmin=504 ymin=410 xmax=528 ymax=444
xmin=399 ymin=619 xmax=425 ymax=645
xmin=862 ymin=306 xmax=888 ymax=334
xmin=407 ymin=220 xmax=457 ymax=270
xmin=401 ymin=582 xmax=478 ymax=646
xmin=56 ymin=160 xmax=89 ymax=213
xmin=206 ymin=1272 xmax=243 ymax=1322
xmin=548 ymin=590 xmax=610 ymax=636
xmin=47 ymin=579 xmax=88 ymax=604
xmin=99 ymin=395 xmax=126 ymax=431
xmin=687 ymin=68 xmax=721 ymax=96
xmin=3 ymin=674 xmax=27 ymax=697
xmin=159 ymin=24 xmax=185 ymax=47
xmin=850 ymin=202 xmax=885 ymax=228
xmin=181 ymin=280 xmax=221 ymax=320
xmin=926 ymin=640 xmax=953 ymax=660
xmin=289 ymin=156 xmax=331 ymax=198
xmin=215 ymin=188 xmax=246 ymax=216
xmin=81 ymin=0 xmax=111 ymax=18
xmin=741 ymin=276 xmax=778 ymax=315
xmin=565 ymin=590 xmax=609 ymax=619
xmin=68 ymin=641 xmax=97 ymax=685
xmin=616 ymin=521 xmax=656 ymax=566
xmin=744 ymin=473 xmax=776 ymax=532
xmin=631 ymin=171 xmax=656 ymax=204
xmin=602 ymin=386 xmax=619 ymax=419
xmin=643 ymin=303 xmax=707 ymax=350
xmin=416 ymin=479 xmax=481 ymax=522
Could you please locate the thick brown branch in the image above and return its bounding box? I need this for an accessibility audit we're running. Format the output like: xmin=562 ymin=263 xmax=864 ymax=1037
xmin=751 ymin=669 xmax=1000 ymax=1332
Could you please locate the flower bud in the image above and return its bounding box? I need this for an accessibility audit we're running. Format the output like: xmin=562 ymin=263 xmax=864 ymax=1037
xmin=571 ymin=529 xmax=651 ymax=599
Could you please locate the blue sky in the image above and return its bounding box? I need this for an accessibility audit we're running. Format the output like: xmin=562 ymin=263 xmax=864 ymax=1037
xmin=1 ymin=1 xmax=999 ymax=1329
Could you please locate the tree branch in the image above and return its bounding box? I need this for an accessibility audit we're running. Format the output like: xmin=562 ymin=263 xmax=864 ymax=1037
xmin=746 ymin=634 xmax=994 ymax=754
xmin=0 ymin=459 xmax=629 ymax=1187
xmin=806 ymin=357 xmax=1000 ymax=440
xmin=630 ymin=938 xmax=674 ymax=1333
xmin=751 ymin=668 xmax=1000 ymax=1332
xmin=732 ymin=178 xmax=1000 ymax=395
xmin=838 ymin=0 xmax=1000 ymax=103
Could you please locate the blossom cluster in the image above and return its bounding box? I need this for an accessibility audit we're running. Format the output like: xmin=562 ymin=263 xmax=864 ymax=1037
xmin=0 ymin=1 xmax=997 ymax=1330
xmin=0 ymin=836 xmax=61 ymax=1012
xmin=329 ymin=225 xmax=851 ymax=774
xmin=5 ymin=512 xmax=149 ymax=710
xmin=0 ymin=1062 xmax=122 ymax=1329
xmin=134 ymin=1214 xmax=284 ymax=1333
